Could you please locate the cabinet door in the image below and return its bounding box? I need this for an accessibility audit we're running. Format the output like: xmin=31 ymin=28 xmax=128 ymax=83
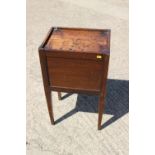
xmin=47 ymin=57 xmax=103 ymax=92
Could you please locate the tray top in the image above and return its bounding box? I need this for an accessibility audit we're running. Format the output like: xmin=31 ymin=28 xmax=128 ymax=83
xmin=43 ymin=27 xmax=110 ymax=55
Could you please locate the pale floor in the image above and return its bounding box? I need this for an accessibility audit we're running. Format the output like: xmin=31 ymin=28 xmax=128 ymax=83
xmin=27 ymin=0 xmax=129 ymax=154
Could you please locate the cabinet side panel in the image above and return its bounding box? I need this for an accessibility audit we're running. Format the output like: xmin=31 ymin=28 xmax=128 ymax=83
xmin=47 ymin=57 xmax=103 ymax=92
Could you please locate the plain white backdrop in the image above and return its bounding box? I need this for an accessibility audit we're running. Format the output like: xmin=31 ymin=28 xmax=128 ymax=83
xmin=130 ymin=0 xmax=155 ymax=154
xmin=0 ymin=0 xmax=155 ymax=154
xmin=0 ymin=0 xmax=26 ymax=155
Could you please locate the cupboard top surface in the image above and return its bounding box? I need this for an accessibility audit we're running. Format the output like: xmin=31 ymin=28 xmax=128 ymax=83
xmin=43 ymin=27 xmax=110 ymax=55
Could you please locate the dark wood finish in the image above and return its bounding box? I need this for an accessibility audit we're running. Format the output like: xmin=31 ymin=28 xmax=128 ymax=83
xmin=39 ymin=51 xmax=54 ymax=124
xmin=57 ymin=92 xmax=61 ymax=100
xmin=39 ymin=27 xmax=110 ymax=130
xmin=47 ymin=57 xmax=103 ymax=92
xmin=98 ymin=56 xmax=110 ymax=130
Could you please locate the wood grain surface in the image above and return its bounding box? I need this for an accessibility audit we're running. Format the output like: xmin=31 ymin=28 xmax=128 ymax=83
xmin=44 ymin=27 xmax=110 ymax=54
